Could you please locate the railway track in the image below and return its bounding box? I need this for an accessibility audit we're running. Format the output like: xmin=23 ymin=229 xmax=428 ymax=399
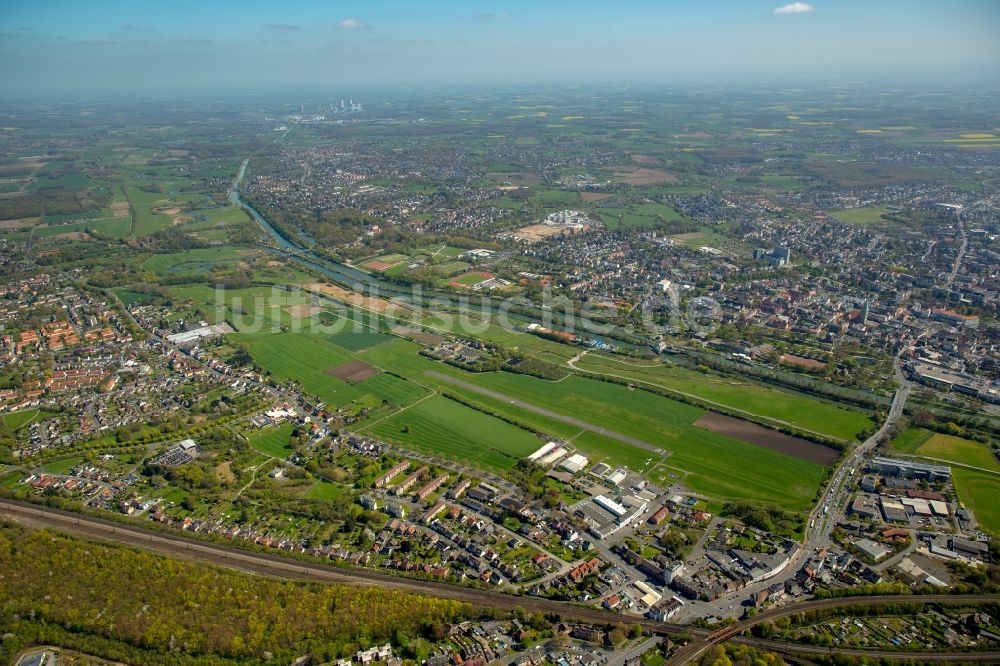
xmin=3 ymin=499 xmax=998 ymax=664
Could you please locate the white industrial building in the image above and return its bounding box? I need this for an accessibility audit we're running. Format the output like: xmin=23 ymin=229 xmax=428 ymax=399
xmin=559 ymin=453 xmax=589 ymax=474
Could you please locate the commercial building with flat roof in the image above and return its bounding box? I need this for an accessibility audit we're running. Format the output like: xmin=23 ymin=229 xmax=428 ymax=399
xmin=869 ymin=456 xmax=950 ymax=482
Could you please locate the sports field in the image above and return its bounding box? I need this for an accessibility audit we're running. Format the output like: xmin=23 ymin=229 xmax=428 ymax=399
xmin=245 ymin=423 xmax=294 ymax=458
xmin=572 ymin=353 xmax=872 ymax=441
xmin=451 ymin=271 xmax=495 ymax=288
xmin=364 ymin=394 xmax=542 ymax=470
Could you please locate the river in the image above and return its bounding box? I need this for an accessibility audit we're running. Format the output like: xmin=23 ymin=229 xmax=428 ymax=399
xmin=228 ymin=158 xmax=641 ymax=347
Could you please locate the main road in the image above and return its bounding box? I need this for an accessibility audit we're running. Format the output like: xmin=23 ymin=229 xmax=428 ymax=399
xmin=806 ymin=355 xmax=910 ymax=547
xmin=3 ymin=500 xmax=998 ymax=664
xmin=671 ymin=367 xmax=913 ymax=665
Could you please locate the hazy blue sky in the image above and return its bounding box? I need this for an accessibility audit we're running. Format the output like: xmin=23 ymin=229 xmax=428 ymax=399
xmin=2 ymin=1 xmax=998 ymax=94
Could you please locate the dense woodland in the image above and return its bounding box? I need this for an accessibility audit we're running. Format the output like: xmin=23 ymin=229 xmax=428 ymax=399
xmin=0 ymin=521 xmax=473 ymax=664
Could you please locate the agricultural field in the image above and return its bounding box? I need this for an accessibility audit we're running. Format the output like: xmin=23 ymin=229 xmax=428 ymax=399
xmin=327 ymin=327 xmax=394 ymax=352
xmin=125 ymin=180 xmax=207 ymax=237
xmin=178 ymin=205 xmax=253 ymax=241
xmin=361 ymin=340 xmax=828 ymax=508
xmin=364 ymin=394 xmax=542 ymax=470
xmin=232 ymin=331 xmax=430 ymax=410
xmin=571 ymin=353 xmax=873 ymax=441
xmin=32 ymin=216 xmax=131 ymax=239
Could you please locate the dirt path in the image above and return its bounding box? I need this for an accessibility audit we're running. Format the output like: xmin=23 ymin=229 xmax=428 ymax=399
xmin=358 ymin=391 xmax=438 ymax=431
xmin=424 ymin=371 xmax=666 ymax=455
xmin=235 ymin=457 xmax=273 ymax=499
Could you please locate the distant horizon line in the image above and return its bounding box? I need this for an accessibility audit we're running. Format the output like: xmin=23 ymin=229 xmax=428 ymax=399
xmin=4 ymin=69 xmax=1000 ymax=101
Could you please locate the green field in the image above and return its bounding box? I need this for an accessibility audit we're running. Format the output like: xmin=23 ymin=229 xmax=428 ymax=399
xmin=572 ymin=353 xmax=872 ymax=441
xmin=33 ymin=216 xmax=131 ymax=239
xmin=434 ymin=260 xmax=471 ymax=276
xmin=596 ymin=206 xmax=676 ymax=229
xmin=888 ymin=427 xmax=933 ymax=453
xmin=180 ymin=206 xmax=252 ymax=241
xmin=245 ymin=423 xmax=294 ymax=458
xmin=233 ymin=331 xmax=429 ymax=409
xmin=170 ymin=283 xmax=316 ymax=329
xmin=671 ymin=229 xmax=733 ymax=249
xmin=361 ymin=340 xmax=827 ymax=508
xmin=42 ymin=456 xmax=84 ymax=474
xmin=952 ymin=468 xmax=1000 ymax=535
xmin=304 ymin=480 xmax=344 ymax=501
xmin=2 ymin=409 xmax=54 ymax=431
xmin=364 ymin=394 xmax=542 ymax=470
xmin=829 ymin=206 xmax=893 ymax=225
xmin=635 ymin=202 xmax=683 ymax=220
xmin=125 ymin=181 xmax=204 ymax=237
xmin=143 ymin=247 xmax=255 ymax=275
xmin=453 ymin=272 xmax=492 ymax=287
xmin=416 ymin=244 xmax=466 ymax=259
xmin=327 ymin=327 xmax=393 ymax=352
xmin=890 ymin=428 xmax=1000 ymax=534
xmin=891 ymin=428 xmax=1000 ymax=472
xmin=535 ymin=189 xmax=579 ymax=206
xmin=115 ymin=288 xmax=153 ymax=306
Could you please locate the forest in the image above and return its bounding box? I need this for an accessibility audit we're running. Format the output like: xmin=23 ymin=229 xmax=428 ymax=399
xmin=0 ymin=521 xmax=474 ymax=664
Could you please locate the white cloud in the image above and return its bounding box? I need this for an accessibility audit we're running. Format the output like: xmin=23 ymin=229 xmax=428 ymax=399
xmin=336 ymin=18 xmax=372 ymax=30
xmin=774 ymin=3 xmax=815 ymax=14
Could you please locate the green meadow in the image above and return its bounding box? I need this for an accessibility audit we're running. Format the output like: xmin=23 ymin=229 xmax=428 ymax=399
xmin=364 ymin=394 xmax=542 ymax=470
xmin=361 ymin=339 xmax=827 ymax=509
xmin=245 ymin=423 xmax=295 ymax=458
xmin=572 ymin=353 xmax=872 ymax=441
